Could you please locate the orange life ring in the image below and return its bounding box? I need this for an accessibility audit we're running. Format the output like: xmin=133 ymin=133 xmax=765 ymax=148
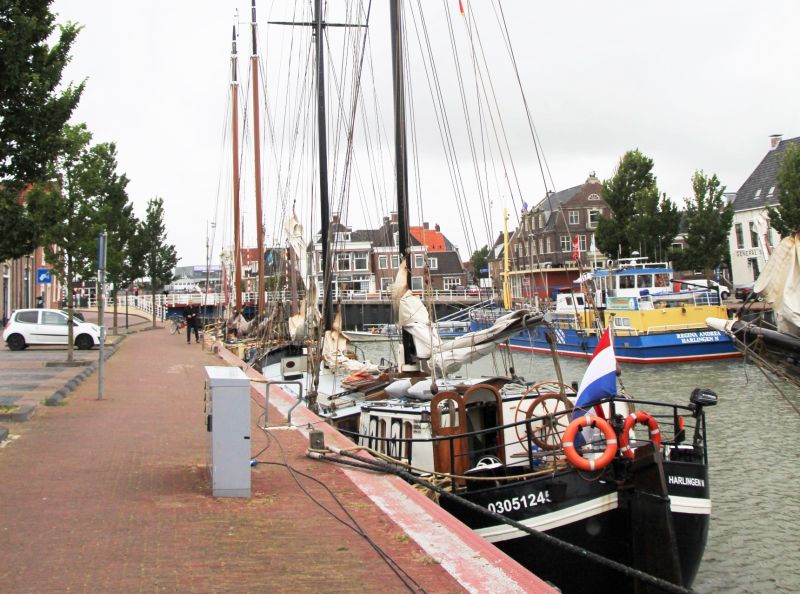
xmin=562 ymin=415 xmax=618 ymax=472
xmin=619 ymin=411 xmax=662 ymax=459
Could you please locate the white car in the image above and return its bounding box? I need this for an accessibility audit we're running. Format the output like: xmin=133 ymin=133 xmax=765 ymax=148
xmin=3 ymin=309 xmax=101 ymax=351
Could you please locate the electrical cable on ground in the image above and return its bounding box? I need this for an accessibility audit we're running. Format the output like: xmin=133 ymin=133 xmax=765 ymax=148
xmin=309 ymin=447 xmax=695 ymax=594
xmin=251 ymin=417 xmax=427 ymax=594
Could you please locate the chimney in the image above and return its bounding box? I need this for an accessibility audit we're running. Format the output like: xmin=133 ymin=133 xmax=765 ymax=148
xmin=770 ymin=134 xmax=783 ymax=150
xmin=435 ymin=223 xmax=441 ymax=232
xmin=391 ymin=211 xmax=398 ymax=223
xmin=423 ymin=222 xmax=429 ymax=230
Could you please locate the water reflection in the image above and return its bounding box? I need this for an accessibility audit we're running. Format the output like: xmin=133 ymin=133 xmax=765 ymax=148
xmin=359 ymin=343 xmax=800 ymax=593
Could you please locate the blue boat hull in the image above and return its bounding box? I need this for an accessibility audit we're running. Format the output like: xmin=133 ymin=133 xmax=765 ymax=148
xmin=471 ymin=321 xmax=741 ymax=363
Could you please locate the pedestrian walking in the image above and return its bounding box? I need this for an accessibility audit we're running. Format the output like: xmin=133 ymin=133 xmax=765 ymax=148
xmin=184 ymin=305 xmax=200 ymax=343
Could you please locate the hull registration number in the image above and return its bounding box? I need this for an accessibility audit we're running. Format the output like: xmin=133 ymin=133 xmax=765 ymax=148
xmin=487 ymin=491 xmax=551 ymax=514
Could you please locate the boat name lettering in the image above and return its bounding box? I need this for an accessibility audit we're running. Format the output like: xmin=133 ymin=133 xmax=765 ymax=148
xmin=675 ymin=330 xmax=721 ymax=344
xmin=668 ymin=475 xmax=705 ymax=487
xmin=487 ymin=491 xmax=551 ymax=514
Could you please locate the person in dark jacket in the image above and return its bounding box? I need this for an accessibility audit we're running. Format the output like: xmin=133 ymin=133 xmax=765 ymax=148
xmin=184 ymin=305 xmax=200 ymax=343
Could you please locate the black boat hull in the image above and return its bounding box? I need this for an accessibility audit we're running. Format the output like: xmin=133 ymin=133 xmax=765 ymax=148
xmin=443 ymin=459 xmax=709 ymax=593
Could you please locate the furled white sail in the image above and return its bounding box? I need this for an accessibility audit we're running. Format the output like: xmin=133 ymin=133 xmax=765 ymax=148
xmin=392 ymin=261 xmax=544 ymax=374
xmin=754 ymin=233 xmax=800 ymax=337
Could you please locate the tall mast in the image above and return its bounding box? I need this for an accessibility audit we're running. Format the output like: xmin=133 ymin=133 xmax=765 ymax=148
xmin=314 ymin=0 xmax=333 ymax=331
xmin=231 ymin=19 xmax=243 ymax=315
xmin=390 ymin=0 xmax=415 ymax=365
xmin=250 ymin=0 xmax=266 ymax=318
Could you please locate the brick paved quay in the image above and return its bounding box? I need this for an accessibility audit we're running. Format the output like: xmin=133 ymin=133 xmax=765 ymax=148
xmin=0 ymin=328 xmax=553 ymax=593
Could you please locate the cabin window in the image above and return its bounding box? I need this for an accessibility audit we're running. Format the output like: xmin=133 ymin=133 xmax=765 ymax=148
xmin=749 ymin=222 xmax=759 ymax=248
xmin=735 ymin=223 xmax=745 ymax=249
xmin=560 ymin=235 xmax=570 ymax=252
xmin=654 ymin=273 xmax=669 ymax=287
xmin=614 ymin=317 xmax=631 ymax=327
xmin=437 ymin=399 xmax=460 ymax=428
xmin=378 ymin=419 xmax=387 ymax=453
xmin=618 ymin=275 xmax=635 ymax=289
xmin=636 ymin=274 xmax=653 ymax=288
xmin=337 ymin=253 xmax=351 ymax=271
xmin=403 ymin=422 xmax=413 ymax=460
xmin=428 ymin=257 xmax=438 ymax=270
xmin=368 ymin=417 xmax=379 ymax=450
xmin=568 ymin=210 xmax=579 ymax=225
xmin=378 ymin=255 xmax=388 ymax=269
xmin=353 ymin=253 xmax=368 ymax=270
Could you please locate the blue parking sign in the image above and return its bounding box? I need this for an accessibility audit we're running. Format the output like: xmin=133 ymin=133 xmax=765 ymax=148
xmin=37 ymin=268 xmax=52 ymax=284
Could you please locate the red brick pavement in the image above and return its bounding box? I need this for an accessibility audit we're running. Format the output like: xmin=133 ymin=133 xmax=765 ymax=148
xmin=0 ymin=329 xmax=475 ymax=593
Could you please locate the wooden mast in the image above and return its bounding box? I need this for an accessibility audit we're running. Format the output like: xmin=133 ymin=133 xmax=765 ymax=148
xmin=314 ymin=0 xmax=333 ymax=332
xmin=250 ymin=0 xmax=266 ymax=319
xmin=231 ymin=21 xmax=243 ymax=315
xmin=390 ymin=0 xmax=416 ymax=367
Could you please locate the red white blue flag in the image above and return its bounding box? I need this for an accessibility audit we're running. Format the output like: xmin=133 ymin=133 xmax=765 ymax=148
xmin=572 ymin=327 xmax=617 ymax=419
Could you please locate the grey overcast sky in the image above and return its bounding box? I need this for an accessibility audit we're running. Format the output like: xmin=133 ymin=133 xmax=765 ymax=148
xmin=52 ymin=0 xmax=800 ymax=266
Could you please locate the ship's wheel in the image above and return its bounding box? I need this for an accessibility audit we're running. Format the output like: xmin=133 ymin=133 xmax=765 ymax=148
xmin=515 ymin=382 xmax=574 ymax=451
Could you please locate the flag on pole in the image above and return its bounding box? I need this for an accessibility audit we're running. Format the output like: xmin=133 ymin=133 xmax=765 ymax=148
xmin=459 ymin=0 xmax=465 ymax=16
xmin=572 ymin=327 xmax=617 ymax=420
xmin=572 ymin=235 xmax=580 ymax=260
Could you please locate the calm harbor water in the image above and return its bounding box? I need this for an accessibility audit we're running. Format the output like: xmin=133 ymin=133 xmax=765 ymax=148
xmin=359 ymin=342 xmax=800 ymax=593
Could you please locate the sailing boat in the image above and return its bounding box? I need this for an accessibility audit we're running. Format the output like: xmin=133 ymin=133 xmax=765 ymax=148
xmin=707 ymin=232 xmax=800 ymax=387
xmin=246 ymin=1 xmax=716 ymax=590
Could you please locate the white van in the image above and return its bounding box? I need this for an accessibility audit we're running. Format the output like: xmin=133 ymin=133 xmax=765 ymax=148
xmin=676 ymin=279 xmax=730 ymax=300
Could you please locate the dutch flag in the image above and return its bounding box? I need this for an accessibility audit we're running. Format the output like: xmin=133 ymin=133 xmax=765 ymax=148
xmin=573 ymin=327 xmax=617 ymax=420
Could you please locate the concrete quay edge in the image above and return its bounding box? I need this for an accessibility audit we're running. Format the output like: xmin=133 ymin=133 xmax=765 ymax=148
xmin=214 ymin=343 xmax=556 ymax=594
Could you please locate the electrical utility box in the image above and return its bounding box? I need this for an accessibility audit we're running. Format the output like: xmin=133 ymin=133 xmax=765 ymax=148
xmin=204 ymin=366 xmax=251 ymax=497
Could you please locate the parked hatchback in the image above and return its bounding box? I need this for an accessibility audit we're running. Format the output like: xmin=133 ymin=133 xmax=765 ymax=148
xmin=3 ymin=309 xmax=101 ymax=351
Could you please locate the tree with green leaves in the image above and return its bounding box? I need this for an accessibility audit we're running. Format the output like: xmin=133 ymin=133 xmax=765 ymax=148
xmin=470 ymin=245 xmax=490 ymax=282
xmin=0 ymin=0 xmax=84 ymax=260
xmin=138 ymin=197 xmax=177 ymax=328
xmin=83 ymin=142 xmax=142 ymax=332
xmin=681 ymin=171 xmax=734 ymax=278
xmin=30 ymin=124 xmax=102 ymax=360
xmin=596 ymin=150 xmax=681 ymax=260
xmin=768 ymin=143 xmax=800 ymax=237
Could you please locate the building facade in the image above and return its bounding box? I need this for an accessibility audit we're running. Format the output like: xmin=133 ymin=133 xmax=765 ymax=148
xmin=492 ymin=173 xmax=610 ymax=303
xmin=728 ymin=135 xmax=797 ymax=285
xmin=310 ymin=213 xmax=467 ymax=298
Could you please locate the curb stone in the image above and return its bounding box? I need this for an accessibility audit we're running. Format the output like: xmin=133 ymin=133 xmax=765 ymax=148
xmin=43 ymin=338 xmax=123 ymax=407
xmin=0 ymin=403 xmax=36 ymax=422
